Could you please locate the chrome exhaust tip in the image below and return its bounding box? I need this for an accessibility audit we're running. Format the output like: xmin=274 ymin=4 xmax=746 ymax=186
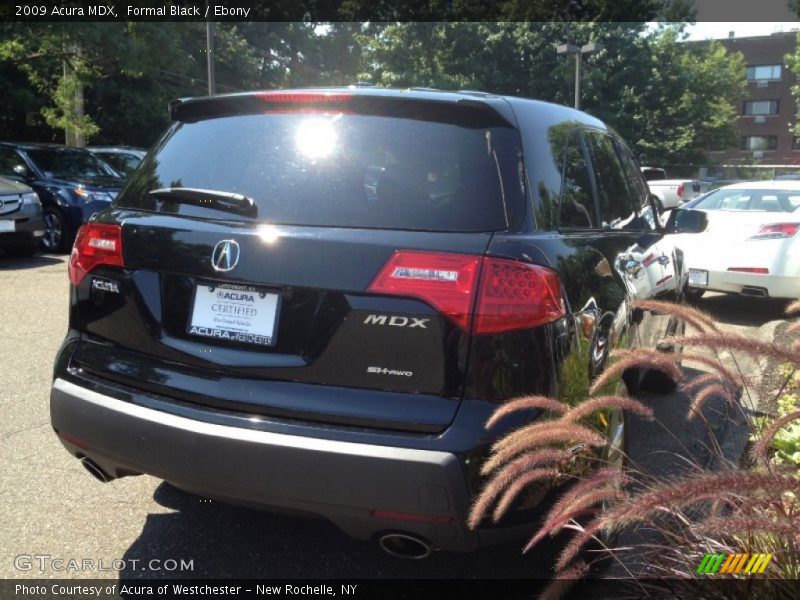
xmin=741 ymin=286 xmax=768 ymax=298
xmin=81 ymin=457 xmax=113 ymax=483
xmin=378 ymin=533 xmax=433 ymax=559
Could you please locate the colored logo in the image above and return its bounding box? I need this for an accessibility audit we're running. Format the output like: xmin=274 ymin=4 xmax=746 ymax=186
xmin=696 ymin=552 xmax=773 ymax=575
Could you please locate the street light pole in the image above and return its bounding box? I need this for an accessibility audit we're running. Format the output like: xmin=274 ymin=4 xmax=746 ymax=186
xmin=556 ymin=42 xmax=603 ymax=110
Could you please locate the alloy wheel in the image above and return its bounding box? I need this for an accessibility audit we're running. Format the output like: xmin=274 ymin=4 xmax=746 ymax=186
xmin=43 ymin=211 xmax=62 ymax=251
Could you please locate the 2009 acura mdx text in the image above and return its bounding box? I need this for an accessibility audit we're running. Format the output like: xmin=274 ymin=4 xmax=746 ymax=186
xmin=50 ymin=88 xmax=686 ymax=556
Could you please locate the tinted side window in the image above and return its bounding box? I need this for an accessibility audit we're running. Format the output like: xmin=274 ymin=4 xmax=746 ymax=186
xmin=616 ymin=143 xmax=649 ymax=207
xmin=559 ymin=131 xmax=596 ymax=229
xmin=585 ymin=131 xmax=634 ymax=228
xmin=615 ymin=141 xmax=657 ymax=231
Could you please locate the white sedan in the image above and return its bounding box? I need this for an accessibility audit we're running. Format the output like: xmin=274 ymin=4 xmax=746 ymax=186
xmin=668 ymin=181 xmax=800 ymax=300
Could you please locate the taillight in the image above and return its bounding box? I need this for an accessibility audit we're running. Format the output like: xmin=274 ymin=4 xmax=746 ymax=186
xmin=676 ymin=183 xmax=685 ymax=198
xmin=474 ymin=257 xmax=565 ymax=335
xmin=369 ymin=509 xmax=454 ymax=524
xmin=367 ymin=251 xmax=481 ymax=331
xmin=748 ymin=223 xmax=800 ymax=240
xmin=255 ymin=91 xmax=354 ymax=113
xmin=68 ymin=223 xmax=124 ymax=286
xmin=727 ymin=267 xmax=769 ymax=274
xmin=368 ymin=251 xmax=565 ymax=335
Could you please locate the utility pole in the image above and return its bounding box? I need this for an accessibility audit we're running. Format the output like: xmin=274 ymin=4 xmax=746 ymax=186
xmin=63 ymin=42 xmax=85 ymax=147
xmin=574 ymin=50 xmax=582 ymax=111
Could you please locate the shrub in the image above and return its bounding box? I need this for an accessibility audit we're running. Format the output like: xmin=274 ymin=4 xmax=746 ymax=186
xmin=468 ymin=299 xmax=800 ymax=597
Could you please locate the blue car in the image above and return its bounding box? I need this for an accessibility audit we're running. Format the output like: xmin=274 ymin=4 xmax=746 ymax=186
xmin=0 ymin=143 xmax=124 ymax=252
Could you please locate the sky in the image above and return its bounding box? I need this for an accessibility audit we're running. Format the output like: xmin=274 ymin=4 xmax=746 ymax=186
xmin=683 ymin=22 xmax=799 ymax=41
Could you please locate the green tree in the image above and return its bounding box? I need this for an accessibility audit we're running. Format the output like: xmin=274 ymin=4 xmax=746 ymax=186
xmin=0 ymin=22 xmax=288 ymax=146
xmin=0 ymin=22 xmax=100 ymax=144
xmin=628 ymin=27 xmax=746 ymax=165
xmin=356 ymin=22 xmax=744 ymax=165
xmin=785 ymin=28 xmax=800 ymax=137
xmin=0 ymin=18 xmax=743 ymax=163
xmin=337 ymin=0 xmax=695 ymax=21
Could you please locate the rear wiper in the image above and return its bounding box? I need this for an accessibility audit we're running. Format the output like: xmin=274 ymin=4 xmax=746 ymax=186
xmin=149 ymin=187 xmax=255 ymax=215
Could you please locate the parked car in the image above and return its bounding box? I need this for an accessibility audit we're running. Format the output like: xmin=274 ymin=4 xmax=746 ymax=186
xmin=51 ymin=88 xmax=693 ymax=556
xmin=773 ymin=172 xmax=800 ymax=181
xmin=668 ymin=181 xmax=800 ymax=300
xmin=87 ymin=146 xmax=146 ymax=177
xmin=640 ymin=166 xmax=668 ymax=181
xmin=640 ymin=166 xmax=708 ymax=210
xmin=0 ymin=175 xmax=45 ymax=257
xmin=0 ymin=143 xmax=125 ymax=252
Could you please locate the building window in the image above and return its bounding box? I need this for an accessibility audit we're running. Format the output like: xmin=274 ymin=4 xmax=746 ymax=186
xmin=746 ymin=64 xmax=782 ymax=81
xmin=743 ymin=100 xmax=779 ymax=115
xmin=741 ymin=136 xmax=778 ymax=151
xmin=793 ymin=136 xmax=800 ymax=150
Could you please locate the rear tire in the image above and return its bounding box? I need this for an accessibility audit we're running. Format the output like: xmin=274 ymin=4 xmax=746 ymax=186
xmin=685 ymin=287 xmax=704 ymax=302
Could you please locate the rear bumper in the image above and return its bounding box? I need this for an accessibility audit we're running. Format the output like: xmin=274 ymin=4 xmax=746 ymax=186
xmin=688 ymin=269 xmax=800 ymax=299
xmin=50 ymin=377 xmax=532 ymax=552
xmin=0 ymin=216 xmax=46 ymax=246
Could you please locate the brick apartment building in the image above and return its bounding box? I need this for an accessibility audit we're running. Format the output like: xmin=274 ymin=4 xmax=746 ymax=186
xmin=697 ymin=31 xmax=799 ymax=165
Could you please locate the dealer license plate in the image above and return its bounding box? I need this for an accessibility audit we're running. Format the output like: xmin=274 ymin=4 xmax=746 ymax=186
xmin=188 ymin=283 xmax=280 ymax=347
xmin=0 ymin=220 xmax=14 ymax=233
xmin=688 ymin=269 xmax=708 ymax=287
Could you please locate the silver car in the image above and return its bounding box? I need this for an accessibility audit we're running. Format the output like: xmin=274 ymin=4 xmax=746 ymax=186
xmin=0 ymin=176 xmax=45 ymax=257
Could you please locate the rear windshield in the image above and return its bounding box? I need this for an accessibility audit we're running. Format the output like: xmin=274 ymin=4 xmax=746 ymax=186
xmin=115 ymin=112 xmax=523 ymax=232
xmin=98 ymin=152 xmax=142 ymax=175
xmin=692 ymin=188 xmax=800 ymax=212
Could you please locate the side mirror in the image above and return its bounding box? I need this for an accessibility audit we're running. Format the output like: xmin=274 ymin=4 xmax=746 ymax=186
xmin=12 ymin=164 xmax=29 ymax=179
xmin=665 ymin=208 xmax=708 ymax=234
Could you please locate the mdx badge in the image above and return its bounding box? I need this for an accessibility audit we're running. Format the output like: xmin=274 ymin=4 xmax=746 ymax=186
xmin=211 ymin=239 xmax=240 ymax=272
xmin=363 ymin=314 xmax=429 ymax=328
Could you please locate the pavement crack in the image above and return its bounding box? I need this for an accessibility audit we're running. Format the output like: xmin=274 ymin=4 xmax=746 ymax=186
xmin=0 ymin=421 xmax=50 ymax=444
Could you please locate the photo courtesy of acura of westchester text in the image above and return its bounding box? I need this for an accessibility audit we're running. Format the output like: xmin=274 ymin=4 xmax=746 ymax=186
xmin=1 ymin=1 xmax=799 ymax=599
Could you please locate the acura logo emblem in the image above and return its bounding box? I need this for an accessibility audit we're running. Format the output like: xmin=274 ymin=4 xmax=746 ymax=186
xmin=211 ymin=240 xmax=240 ymax=272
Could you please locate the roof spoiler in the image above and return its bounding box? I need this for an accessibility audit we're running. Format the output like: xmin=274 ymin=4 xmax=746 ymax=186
xmin=168 ymin=92 xmax=515 ymax=128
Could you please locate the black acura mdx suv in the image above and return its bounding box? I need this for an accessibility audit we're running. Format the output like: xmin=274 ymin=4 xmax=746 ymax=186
xmin=51 ymin=88 xmax=685 ymax=555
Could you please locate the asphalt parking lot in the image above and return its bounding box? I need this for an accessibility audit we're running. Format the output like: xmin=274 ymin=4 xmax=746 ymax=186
xmin=0 ymin=252 xmax=792 ymax=582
